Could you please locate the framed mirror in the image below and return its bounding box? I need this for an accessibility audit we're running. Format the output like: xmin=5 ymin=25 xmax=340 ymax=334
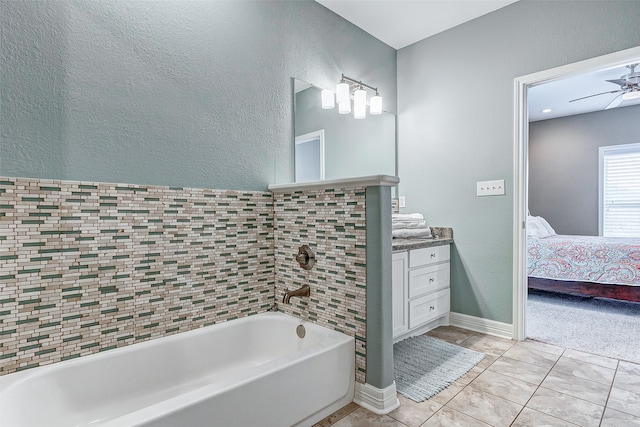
xmin=293 ymin=78 xmax=396 ymax=182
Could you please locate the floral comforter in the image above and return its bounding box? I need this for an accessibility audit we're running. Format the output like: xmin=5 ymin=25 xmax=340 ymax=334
xmin=527 ymin=235 xmax=640 ymax=285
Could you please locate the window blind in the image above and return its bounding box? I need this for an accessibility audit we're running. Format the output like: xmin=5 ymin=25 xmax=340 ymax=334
xmin=601 ymin=144 xmax=640 ymax=237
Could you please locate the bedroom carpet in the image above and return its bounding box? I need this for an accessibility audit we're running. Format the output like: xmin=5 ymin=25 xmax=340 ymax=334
xmin=527 ymin=290 xmax=640 ymax=364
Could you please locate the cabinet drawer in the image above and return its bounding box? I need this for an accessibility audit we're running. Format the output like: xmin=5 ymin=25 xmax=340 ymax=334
xmin=409 ymin=245 xmax=450 ymax=268
xmin=409 ymin=289 xmax=450 ymax=328
xmin=408 ymin=262 xmax=450 ymax=299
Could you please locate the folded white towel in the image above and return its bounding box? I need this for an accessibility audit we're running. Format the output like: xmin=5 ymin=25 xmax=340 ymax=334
xmin=392 ymin=227 xmax=432 ymax=239
xmin=392 ymin=213 xmax=427 ymax=230
xmin=392 ymin=219 xmax=427 ymax=229
xmin=392 ymin=213 xmax=424 ymax=222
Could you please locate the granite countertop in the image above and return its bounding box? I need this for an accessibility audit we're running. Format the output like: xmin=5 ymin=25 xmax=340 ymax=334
xmin=392 ymin=227 xmax=453 ymax=252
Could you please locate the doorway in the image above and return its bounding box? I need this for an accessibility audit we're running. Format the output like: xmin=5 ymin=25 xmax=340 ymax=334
xmin=294 ymin=130 xmax=325 ymax=183
xmin=512 ymin=46 xmax=640 ymax=341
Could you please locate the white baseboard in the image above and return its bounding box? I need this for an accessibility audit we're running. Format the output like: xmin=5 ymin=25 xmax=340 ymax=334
xmin=449 ymin=312 xmax=513 ymax=339
xmin=353 ymin=382 xmax=400 ymax=415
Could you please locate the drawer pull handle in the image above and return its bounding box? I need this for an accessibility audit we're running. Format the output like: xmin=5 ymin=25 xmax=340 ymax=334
xmin=429 ymin=305 xmax=435 ymax=310
xmin=430 ymin=254 xmax=436 ymax=258
xmin=429 ymin=278 xmax=435 ymax=282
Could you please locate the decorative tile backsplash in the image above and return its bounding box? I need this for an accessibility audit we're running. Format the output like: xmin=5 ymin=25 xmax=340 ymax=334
xmin=0 ymin=176 xmax=372 ymax=386
xmin=0 ymin=177 xmax=274 ymax=374
xmin=273 ymin=188 xmax=368 ymax=383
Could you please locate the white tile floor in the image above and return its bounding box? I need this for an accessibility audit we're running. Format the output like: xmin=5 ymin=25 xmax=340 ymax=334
xmin=314 ymin=326 xmax=640 ymax=427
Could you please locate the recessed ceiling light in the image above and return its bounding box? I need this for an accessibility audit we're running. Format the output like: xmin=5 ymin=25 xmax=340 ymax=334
xmin=541 ymin=108 xmax=552 ymax=113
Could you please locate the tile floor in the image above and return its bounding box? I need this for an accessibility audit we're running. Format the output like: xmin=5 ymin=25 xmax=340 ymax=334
xmin=314 ymin=326 xmax=640 ymax=427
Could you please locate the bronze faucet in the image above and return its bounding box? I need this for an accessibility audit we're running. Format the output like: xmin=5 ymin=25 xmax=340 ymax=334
xmin=283 ymin=285 xmax=311 ymax=304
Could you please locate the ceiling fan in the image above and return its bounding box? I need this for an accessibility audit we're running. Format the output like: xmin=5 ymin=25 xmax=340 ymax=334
xmin=569 ymin=63 xmax=640 ymax=109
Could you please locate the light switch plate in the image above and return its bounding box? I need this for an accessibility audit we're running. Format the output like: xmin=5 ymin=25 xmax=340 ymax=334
xmin=398 ymin=196 xmax=406 ymax=208
xmin=477 ymin=180 xmax=505 ymax=196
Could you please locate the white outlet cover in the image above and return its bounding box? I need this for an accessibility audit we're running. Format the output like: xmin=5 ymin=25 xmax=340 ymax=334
xmin=477 ymin=179 xmax=505 ymax=196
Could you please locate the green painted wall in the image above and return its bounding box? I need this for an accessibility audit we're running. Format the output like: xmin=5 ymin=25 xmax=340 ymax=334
xmin=0 ymin=0 xmax=396 ymax=190
xmin=397 ymin=0 xmax=640 ymax=324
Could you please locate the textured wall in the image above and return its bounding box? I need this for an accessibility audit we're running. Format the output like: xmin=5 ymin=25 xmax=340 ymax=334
xmin=273 ymin=188 xmax=367 ymax=383
xmin=397 ymin=1 xmax=640 ymax=323
xmin=529 ymin=105 xmax=640 ymax=236
xmin=0 ymin=177 xmax=274 ymax=374
xmin=0 ymin=0 xmax=396 ymax=190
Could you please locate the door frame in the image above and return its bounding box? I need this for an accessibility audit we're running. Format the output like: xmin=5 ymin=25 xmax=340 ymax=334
xmin=512 ymin=46 xmax=640 ymax=341
xmin=294 ymin=129 xmax=325 ymax=182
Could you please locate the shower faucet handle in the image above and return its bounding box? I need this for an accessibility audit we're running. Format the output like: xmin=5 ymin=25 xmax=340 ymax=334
xmin=296 ymin=245 xmax=315 ymax=270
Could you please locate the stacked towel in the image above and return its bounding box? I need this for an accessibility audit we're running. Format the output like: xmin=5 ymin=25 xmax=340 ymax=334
xmin=392 ymin=213 xmax=432 ymax=239
xmin=392 ymin=213 xmax=426 ymax=229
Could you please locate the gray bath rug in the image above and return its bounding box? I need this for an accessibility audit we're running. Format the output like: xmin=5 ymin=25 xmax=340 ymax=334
xmin=394 ymin=335 xmax=484 ymax=402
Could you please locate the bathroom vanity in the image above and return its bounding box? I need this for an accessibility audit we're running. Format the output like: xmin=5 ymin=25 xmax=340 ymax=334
xmin=392 ymin=228 xmax=453 ymax=342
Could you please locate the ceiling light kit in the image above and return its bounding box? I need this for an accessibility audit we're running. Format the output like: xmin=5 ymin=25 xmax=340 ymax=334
xmin=622 ymin=90 xmax=640 ymax=101
xmin=569 ymin=63 xmax=640 ymax=109
xmin=321 ymin=74 xmax=382 ymax=119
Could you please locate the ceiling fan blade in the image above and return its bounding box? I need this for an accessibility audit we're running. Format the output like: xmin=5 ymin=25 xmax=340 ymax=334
xmin=605 ymin=93 xmax=624 ymax=109
xmin=569 ymin=90 xmax=621 ymax=102
xmin=606 ymin=79 xmax=629 ymax=87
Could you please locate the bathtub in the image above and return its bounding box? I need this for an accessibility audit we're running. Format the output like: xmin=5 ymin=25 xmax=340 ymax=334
xmin=0 ymin=312 xmax=355 ymax=427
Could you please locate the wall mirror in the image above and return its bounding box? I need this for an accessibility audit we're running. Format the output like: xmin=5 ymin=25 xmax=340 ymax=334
xmin=293 ymin=78 xmax=396 ymax=182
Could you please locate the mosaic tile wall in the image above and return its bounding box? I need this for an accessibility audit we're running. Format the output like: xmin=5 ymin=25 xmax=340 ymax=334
xmin=0 ymin=177 xmax=274 ymax=375
xmin=273 ymin=188 xmax=368 ymax=383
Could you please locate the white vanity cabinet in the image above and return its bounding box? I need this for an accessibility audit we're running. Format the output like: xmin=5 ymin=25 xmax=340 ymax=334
xmin=392 ymin=243 xmax=450 ymax=342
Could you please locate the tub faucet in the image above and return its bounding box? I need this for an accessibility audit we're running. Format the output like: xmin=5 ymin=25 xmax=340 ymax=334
xmin=283 ymin=285 xmax=311 ymax=304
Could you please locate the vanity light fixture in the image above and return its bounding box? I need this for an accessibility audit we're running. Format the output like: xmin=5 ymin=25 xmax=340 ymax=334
xmin=328 ymin=74 xmax=383 ymax=119
xmin=353 ymin=86 xmax=367 ymax=119
xmin=321 ymin=89 xmax=335 ymax=109
xmin=338 ymin=96 xmax=351 ymax=114
xmin=370 ymin=92 xmax=382 ymax=115
xmin=336 ymin=80 xmax=351 ymax=108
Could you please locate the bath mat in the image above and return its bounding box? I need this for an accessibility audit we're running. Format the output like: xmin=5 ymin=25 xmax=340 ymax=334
xmin=394 ymin=335 xmax=484 ymax=402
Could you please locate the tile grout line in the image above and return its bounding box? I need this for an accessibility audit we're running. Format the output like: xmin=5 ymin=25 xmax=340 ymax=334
xmin=598 ymin=359 xmax=619 ymax=427
xmin=438 ymin=332 xmax=520 ymax=427
xmin=506 ymin=346 xmax=584 ymax=426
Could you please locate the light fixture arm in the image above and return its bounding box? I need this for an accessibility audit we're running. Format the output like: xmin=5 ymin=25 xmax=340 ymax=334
xmin=341 ymin=74 xmax=379 ymax=94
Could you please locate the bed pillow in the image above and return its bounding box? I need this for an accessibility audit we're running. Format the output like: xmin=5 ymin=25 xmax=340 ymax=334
xmin=536 ymin=216 xmax=557 ymax=237
xmin=527 ymin=215 xmax=557 ymax=238
xmin=527 ymin=216 xmax=547 ymax=238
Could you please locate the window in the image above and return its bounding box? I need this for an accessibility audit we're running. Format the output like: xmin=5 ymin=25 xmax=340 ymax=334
xmin=599 ymin=143 xmax=640 ymax=237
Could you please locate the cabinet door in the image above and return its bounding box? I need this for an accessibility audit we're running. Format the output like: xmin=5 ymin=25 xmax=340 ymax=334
xmin=392 ymin=252 xmax=409 ymax=338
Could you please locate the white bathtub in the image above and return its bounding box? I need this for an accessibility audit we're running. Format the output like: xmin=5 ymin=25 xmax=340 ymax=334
xmin=0 ymin=312 xmax=355 ymax=427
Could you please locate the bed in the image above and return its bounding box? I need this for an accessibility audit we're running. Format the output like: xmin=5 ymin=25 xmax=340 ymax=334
xmin=527 ymin=234 xmax=640 ymax=302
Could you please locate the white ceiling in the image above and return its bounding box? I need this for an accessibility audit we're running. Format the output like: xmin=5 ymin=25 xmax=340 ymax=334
xmin=315 ymin=0 xmax=518 ymax=50
xmin=315 ymin=0 xmax=640 ymax=122
xmin=528 ymin=64 xmax=640 ymax=122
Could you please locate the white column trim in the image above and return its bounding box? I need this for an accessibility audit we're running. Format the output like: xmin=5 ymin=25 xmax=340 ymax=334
xmin=353 ymin=382 xmax=400 ymax=415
